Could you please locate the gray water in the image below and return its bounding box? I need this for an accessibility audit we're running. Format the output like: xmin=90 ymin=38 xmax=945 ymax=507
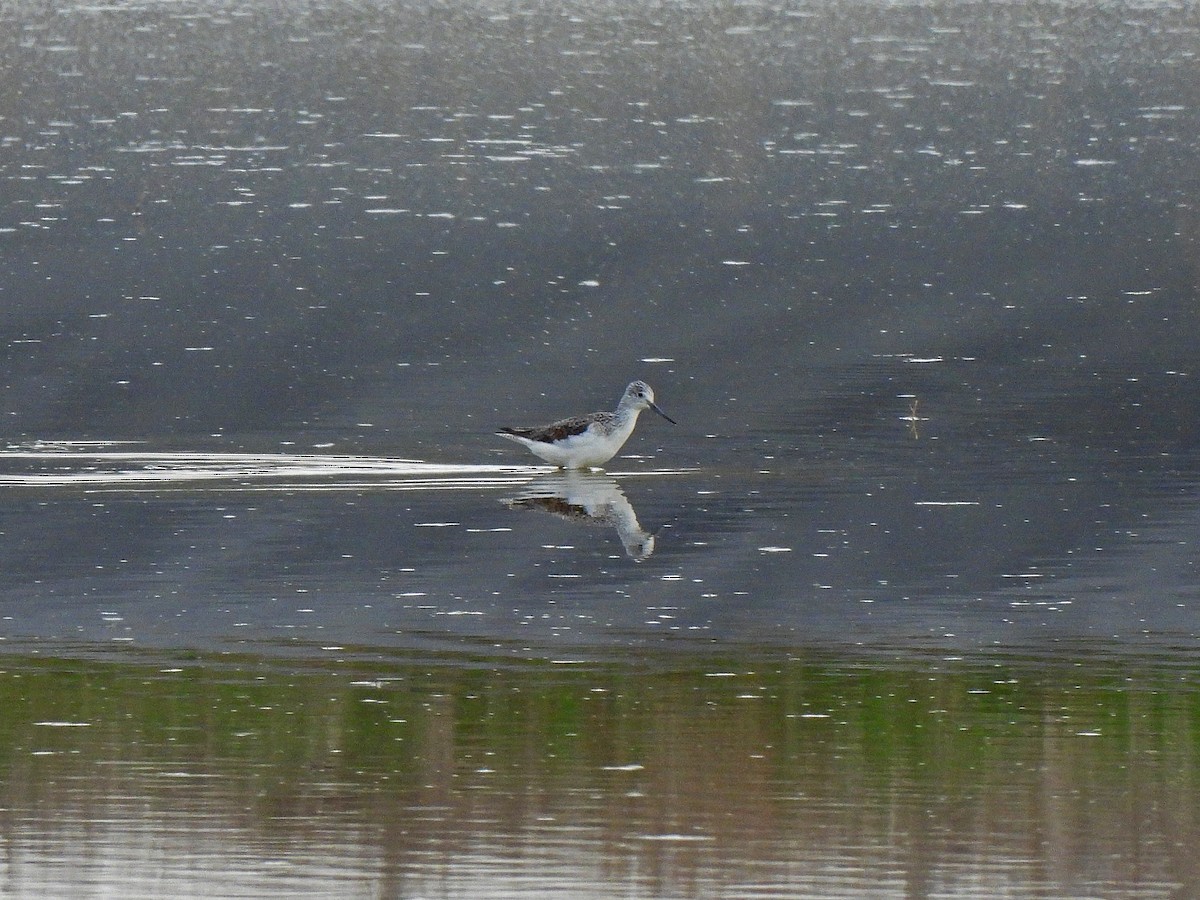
xmin=2 ymin=0 xmax=1199 ymax=896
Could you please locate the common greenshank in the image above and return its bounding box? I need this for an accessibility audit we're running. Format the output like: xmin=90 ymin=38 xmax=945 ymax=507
xmin=496 ymin=380 xmax=676 ymax=469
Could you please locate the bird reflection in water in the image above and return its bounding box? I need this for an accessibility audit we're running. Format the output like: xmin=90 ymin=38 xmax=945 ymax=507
xmin=502 ymin=471 xmax=658 ymax=561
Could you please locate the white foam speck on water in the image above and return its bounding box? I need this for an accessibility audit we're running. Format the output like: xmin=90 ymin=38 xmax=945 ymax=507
xmin=638 ymin=834 xmax=714 ymax=842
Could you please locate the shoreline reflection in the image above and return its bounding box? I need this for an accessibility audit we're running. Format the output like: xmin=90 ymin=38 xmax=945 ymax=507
xmin=0 ymin=651 xmax=1194 ymax=899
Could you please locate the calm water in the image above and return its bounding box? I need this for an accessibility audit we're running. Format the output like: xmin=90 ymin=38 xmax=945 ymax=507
xmin=2 ymin=0 xmax=1200 ymax=895
xmin=2 ymin=651 xmax=1198 ymax=898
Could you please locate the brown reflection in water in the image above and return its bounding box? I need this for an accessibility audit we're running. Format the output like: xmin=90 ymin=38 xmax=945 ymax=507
xmin=0 ymin=655 xmax=1196 ymax=897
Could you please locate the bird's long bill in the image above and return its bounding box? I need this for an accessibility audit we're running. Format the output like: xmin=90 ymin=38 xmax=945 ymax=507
xmin=649 ymin=401 xmax=677 ymax=425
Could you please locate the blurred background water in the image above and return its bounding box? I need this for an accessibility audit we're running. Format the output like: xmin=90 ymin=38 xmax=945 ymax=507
xmin=1 ymin=0 xmax=1199 ymax=896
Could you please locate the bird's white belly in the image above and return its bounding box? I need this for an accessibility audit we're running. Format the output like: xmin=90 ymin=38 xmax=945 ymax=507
xmin=532 ymin=420 xmax=635 ymax=468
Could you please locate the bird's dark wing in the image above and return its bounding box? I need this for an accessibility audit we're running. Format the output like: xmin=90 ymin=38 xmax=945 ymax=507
xmin=499 ymin=412 xmax=604 ymax=443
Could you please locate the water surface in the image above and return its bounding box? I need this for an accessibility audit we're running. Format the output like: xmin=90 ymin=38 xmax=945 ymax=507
xmin=2 ymin=650 xmax=1197 ymax=898
xmin=2 ymin=0 xmax=1199 ymax=895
